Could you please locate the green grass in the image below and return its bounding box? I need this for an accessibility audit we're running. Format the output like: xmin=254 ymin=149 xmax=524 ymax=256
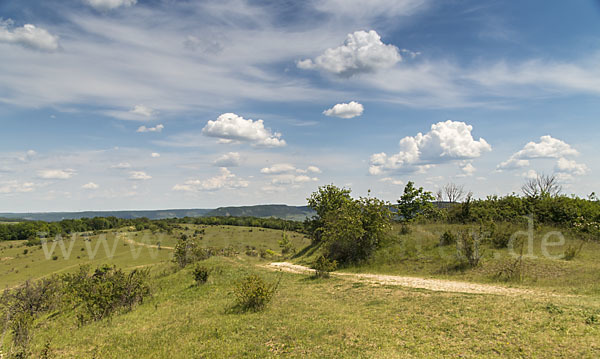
xmin=15 ymin=256 xmax=600 ymax=358
xmin=0 ymin=225 xmax=310 ymax=289
xmin=2 ymin=223 xmax=600 ymax=358
xmin=328 ymin=223 xmax=600 ymax=295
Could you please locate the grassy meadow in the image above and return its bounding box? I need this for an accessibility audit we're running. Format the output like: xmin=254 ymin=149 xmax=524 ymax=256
xmin=1 ymin=222 xmax=600 ymax=358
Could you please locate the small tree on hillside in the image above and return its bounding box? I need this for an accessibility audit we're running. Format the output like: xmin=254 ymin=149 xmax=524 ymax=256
xmin=397 ymin=181 xmax=435 ymax=223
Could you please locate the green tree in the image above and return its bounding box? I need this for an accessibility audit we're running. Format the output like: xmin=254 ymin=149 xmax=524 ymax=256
xmin=306 ymin=184 xmax=352 ymax=242
xmin=397 ymin=181 xmax=435 ymax=222
xmin=320 ymin=192 xmax=392 ymax=264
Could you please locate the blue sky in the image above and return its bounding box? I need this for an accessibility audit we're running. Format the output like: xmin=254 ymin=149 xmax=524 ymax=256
xmin=0 ymin=0 xmax=599 ymax=212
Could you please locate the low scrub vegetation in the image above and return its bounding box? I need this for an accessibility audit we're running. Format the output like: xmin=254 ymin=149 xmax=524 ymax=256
xmin=311 ymin=255 xmax=338 ymax=278
xmin=192 ymin=265 xmax=210 ymax=285
xmin=0 ymin=265 xmax=151 ymax=357
xmin=232 ymin=274 xmax=280 ymax=312
xmin=62 ymin=265 xmax=151 ymax=324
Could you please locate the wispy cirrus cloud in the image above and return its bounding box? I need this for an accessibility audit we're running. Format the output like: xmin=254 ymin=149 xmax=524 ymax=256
xmin=37 ymin=169 xmax=76 ymax=179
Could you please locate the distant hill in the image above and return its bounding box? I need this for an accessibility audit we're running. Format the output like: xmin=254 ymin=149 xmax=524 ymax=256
xmin=205 ymin=205 xmax=315 ymax=221
xmin=0 ymin=209 xmax=212 ymax=222
xmin=0 ymin=205 xmax=315 ymax=222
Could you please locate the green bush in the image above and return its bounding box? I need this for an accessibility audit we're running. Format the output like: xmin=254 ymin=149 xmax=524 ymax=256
xmin=278 ymin=232 xmax=295 ymax=256
xmin=486 ymin=222 xmax=515 ymax=249
xmin=62 ymin=265 xmax=151 ymax=324
xmin=399 ymin=224 xmax=412 ymax=235
xmin=173 ymin=238 xmax=239 ymax=268
xmin=438 ymin=230 xmax=456 ymax=246
xmin=0 ymin=278 xmax=61 ymax=351
xmin=562 ymin=243 xmax=583 ymax=261
xmin=311 ymin=255 xmax=338 ymax=278
xmin=233 ymin=275 xmax=279 ymax=312
xmin=455 ymin=230 xmax=483 ymax=268
xmin=192 ymin=265 xmax=210 ymax=285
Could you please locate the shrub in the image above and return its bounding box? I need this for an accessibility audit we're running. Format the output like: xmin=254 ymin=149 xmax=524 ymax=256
xmin=311 ymin=255 xmax=337 ymax=278
xmin=62 ymin=265 xmax=151 ymax=324
xmin=438 ymin=230 xmax=456 ymax=246
xmin=233 ymin=275 xmax=280 ymax=312
xmin=455 ymin=230 xmax=483 ymax=268
xmin=172 ymin=239 xmax=211 ymax=268
xmin=245 ymin=248 xmax=258 ymax=257
xmin=399 ymin=224 xmax=412 ymax=235
xmin=487 ymin=222 xmax=514 ymax=249
xmin=278 ymin=232 xmax=295 ymax=256
xmin=192 ymin=265 xmax=210 ymax=285
xmin=562 ymin=243 xmax=583 ymax=261
xmin=0 ymin=278 xmax=61 ymax=351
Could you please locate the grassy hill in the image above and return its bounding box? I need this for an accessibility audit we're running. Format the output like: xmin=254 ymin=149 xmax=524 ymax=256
xmin=1 ymin=223 xmax=600 ymax=358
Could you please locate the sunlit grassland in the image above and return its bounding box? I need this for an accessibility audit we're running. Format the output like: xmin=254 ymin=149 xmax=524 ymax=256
xmin=323 ymin=223 xmax=600 ymax=295
xmin=0 ymin=225 xmax=310 ymax=289
xmin=22 ymin=257 xmax=600 ymax=358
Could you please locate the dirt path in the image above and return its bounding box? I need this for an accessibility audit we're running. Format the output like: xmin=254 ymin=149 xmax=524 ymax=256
xmin=120 ymin=234 xmax=174 ymax=250
xmin=266 ymin=262 xmax=541 ymax=296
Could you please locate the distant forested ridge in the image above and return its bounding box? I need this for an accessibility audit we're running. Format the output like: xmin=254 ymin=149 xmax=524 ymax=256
xmin=0 ymin=205 xmax=314 ymax=222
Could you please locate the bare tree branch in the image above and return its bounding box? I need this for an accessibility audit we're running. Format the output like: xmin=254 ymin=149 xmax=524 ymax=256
xmin=521 ymin=173 xmax=562 ymax=198
xmin=443 ymin=183 xmax=465 ymax=203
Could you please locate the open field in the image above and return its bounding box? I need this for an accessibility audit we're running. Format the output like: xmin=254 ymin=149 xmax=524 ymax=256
xmin=0 ymin=225 xmax=309 ymax=289
xmin=2 ymin=223 xmax=600 ymax=358
xmin=12 ymin=256 xmax=600 ymax=358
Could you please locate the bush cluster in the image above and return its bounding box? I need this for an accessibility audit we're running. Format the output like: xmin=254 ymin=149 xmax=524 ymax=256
xmin=173 ymin=237 xmax=238 ymax=268
xmin=0 ymin=264 xmax=151 ymax=356
xmin=62 ymin=265 xmax=151 ymax=324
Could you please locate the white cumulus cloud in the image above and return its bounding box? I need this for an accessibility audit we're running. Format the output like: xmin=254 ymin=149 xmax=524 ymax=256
xmin=173 ymin=168 xmax=248 ymax=191
xmin=380 ymin=177 xmax=404 ymax=185
xmin=129 ymin=171 xmax=151 ymax=180
xmin=151 ymin=152 xmax=160 ymax=158
xmin=307 ymin=166 xmax=322 ymax=174
xmin=369 ymin=120 xmax=491 ymax=175
xmin=497 ymin=135 xmax=580 ymax=171
xmin=260 ymin=163 xmax=297 ymax=174
xmin=555 ymin=158 xmax=588 ymax=176
xmin=270 ymin=174 xmax=318 ymax=186
xmin=37 ymin=169 xmax=75 ymax=179
xmin=83 ymin=0 xmax=137 ymax=11
xmin=214 ymin=152 xmax=241 ymax=167
xmin=202 ymin=113 xmax=286 ymax=147
xmin=298 ymin=30 xmax=401 ymax=77
xmin=129 ymin=105 xmax=155 ymax=117
xmin=137 ymin=124 xmax=164 ymax=133
xmin=459 ymin=162 xmax=476 ymax=177
xmin=0 ymin=20 xmax=59 ymax=52
xmin=82 ymin=182 xmax=99 ymax=189
xmin=323 ymin=101 xmax=364 ymax=119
